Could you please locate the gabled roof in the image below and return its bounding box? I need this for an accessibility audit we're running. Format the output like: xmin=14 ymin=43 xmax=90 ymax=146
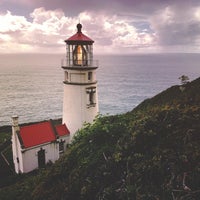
xmin=19 ymin=121 xmax=70 ymax=148
xmin=55 ymin=124 xmax=70 ymax=137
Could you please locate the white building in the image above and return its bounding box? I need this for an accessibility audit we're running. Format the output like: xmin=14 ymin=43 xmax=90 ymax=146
xmin=62 ymin=23 xmax=99 ymax=141
xmin=11 ymin=23 xmax=99 ymax=173
xmin=12 ymin=116 xmax=70 ymax=173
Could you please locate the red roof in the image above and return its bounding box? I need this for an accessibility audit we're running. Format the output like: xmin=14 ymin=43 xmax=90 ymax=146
xmin=65 ymin=23 xmax=94 ymax=44
xmin=55 ymin=124 xmax=70 ymax=137
xmin=19 ymin=121 xmax=56 ymax=148
xmin=19 ymin=121 xmax=70 ymax=148
xmin=66 ymin=32 xmax=94 ymax=43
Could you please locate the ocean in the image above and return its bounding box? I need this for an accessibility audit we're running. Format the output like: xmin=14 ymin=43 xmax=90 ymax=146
xmin=0 ymin=53 xmax=200 ymax=126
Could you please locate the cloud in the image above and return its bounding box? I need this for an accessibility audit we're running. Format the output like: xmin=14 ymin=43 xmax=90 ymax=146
xmin=1 ymin=1 xmax=200 ymax=54
xmin=150 ymin=2 xmax=200 ymax=51
xmin=77 ymin=12 xmax=156 ymax=53
xmin=0 ymin=7 xmax=156 ymax=53
xmin=0 ymin=8 xmax=75 ymax=53
xmin=0 ymin=11 xmax=30 ymax=33
xmin=0 ymin=10 xmax=32 ymax=52
xmin=1 ymin=0 xmax=176 ymax=18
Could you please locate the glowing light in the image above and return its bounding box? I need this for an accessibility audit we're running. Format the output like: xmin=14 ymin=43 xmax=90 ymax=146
xmin=73 ymin=45 xmax=87 ymax=66
xmin=77 ymin=45 xmax=83 ymax=65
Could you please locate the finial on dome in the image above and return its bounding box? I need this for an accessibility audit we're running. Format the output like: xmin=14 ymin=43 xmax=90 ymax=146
xmin=77 ymin=23 xmax=82 ymax=33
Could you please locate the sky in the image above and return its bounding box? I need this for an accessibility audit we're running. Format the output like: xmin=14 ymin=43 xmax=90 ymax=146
xmin=1 ymin=0 xmax=200 ymax=54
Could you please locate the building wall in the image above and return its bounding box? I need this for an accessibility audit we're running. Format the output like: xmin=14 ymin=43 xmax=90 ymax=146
xmin=20 ymin=142 xmax=59 ymax=173
xmin=63 ymin=69 xmax=99 ymax=141
xmin=12 ymin=130 xmax=23 ymax=173
xmin=12 ymin=119 xmax=70 ymax=174
xmin=63 ymin=83 xmax=98 ymax=140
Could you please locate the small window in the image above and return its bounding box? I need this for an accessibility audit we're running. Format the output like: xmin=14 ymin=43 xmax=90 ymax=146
xmin=88 ymin=72 xmax=92 ymax=81
xmin=89 ymin=92 xmax=94 ymax=104
xmin=65 ymin=72 xmax=68 ymax=81
xmin=86 ymin=87 xmax=96 ymax=107
xmin=59 ymin=141 xmax=65 ymax=154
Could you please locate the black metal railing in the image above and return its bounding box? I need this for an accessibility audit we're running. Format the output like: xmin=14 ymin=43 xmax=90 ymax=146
xmin=61 ymin=59 xmax=99 ymax=68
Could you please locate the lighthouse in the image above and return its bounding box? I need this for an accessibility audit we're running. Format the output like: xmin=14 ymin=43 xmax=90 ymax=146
xmin=62 ymin=23 xmax=99 ymax=141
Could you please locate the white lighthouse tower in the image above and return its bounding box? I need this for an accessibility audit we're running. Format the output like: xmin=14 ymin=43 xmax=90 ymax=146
xmin=62 ymin=23 xmax=99 ymax=141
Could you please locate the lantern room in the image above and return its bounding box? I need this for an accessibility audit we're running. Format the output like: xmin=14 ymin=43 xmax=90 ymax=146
xmin=64 ymin=23 xmax=94 ymax=67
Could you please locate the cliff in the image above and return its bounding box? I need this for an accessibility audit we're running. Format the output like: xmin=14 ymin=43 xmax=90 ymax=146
xmin=0 ymin=77 xmax=200 ymax=200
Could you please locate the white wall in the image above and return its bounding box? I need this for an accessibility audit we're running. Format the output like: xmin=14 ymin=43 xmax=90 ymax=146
xmin=63 ymin=83 xmax=98 ymax=141
xmin=12 ymin=121 xmax=70 ymax=174
xmin=62 ymin=69 xmax=99 ymax=141
xmin=21 ymin=142 xmax=59 ymax=173
xmin=12 ymin=131 xmax=22 ymax=173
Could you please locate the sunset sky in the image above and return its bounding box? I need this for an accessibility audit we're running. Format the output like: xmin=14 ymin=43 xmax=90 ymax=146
xmin=1 ymin=0 xmax=200 ymax=54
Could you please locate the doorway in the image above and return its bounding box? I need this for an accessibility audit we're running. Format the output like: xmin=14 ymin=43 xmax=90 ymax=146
xmin=38 ymin=148 xmax=45 ymax=168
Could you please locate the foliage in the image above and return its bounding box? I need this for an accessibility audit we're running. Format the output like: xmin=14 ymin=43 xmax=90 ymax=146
xmin=179 ymin=75 xmax=190 ymax=85
xmin=0 ymin=126 xmax=11 ymax=144
xmin=0 ymin=78 xmax=200 ymax=200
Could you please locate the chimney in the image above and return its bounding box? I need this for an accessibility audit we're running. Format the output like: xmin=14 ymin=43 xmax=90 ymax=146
xmin=12 ymin=116 xmax=20 ymax=131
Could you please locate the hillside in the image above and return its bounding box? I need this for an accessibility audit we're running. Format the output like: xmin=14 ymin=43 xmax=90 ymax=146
xmin=0 ymin=77 xmax=200 ymax=200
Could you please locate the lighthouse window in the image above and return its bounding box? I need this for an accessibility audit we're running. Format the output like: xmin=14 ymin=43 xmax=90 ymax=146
xmin=88 ymin=72 xmax=92 ymax=81
xmin=89 ymin=92 xmax=94 ymax=104
xmin=65 ymin=72 xmax=68 ymax=81
xmin=73 ymin=45 xmax=87 ymax=66
xmin=86 ymin=87 xmax=96 ymax=107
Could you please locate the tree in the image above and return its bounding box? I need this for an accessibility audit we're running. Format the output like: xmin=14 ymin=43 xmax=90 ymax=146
xmin=179 ymin=75 xmax=189 ymax=85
